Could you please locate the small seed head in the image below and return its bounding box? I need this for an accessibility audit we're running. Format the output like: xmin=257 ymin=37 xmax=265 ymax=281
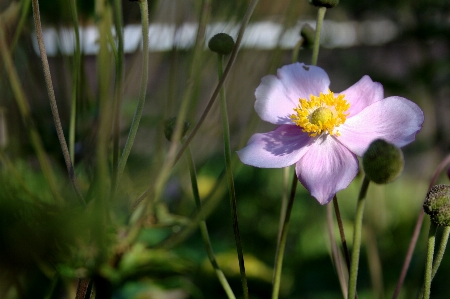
xmin=208 ymin=33 xmax=235 ymax=55
xmin=423 ymin=185 xmax=450 ymax=227
xmin=362 ymin=139 xmax=404 ymax=184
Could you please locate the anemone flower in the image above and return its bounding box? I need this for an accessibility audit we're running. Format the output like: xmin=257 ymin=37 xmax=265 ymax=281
xmin=237 ymin=63 xmax=424 ymax=205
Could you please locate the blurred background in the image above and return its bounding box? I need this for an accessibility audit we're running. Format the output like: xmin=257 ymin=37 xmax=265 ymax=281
xmin=0 ymin=0 xmax=450 ymax=298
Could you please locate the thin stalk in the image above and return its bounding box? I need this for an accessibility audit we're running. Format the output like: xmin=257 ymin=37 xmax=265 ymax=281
xmin=69 ymin=0 xmax=81 ymax=163
xmin=392 ymin=154 xmax=450 ymax=299
xmin=0 ymin=24 xmax=62 ymax=204
xmin=31 ymin=0 xmax=84 ymax=204
xmin=327 ymin=201 xmax=348 ymax=299
xmin=116 ymin=0 xmax=149 ymax=186
xmin=10 ymin=0 xmax=31 ymax=53
xmin=171 ymin=0 xmax=259 ymax=168
xmin=273 ymin=167 xmax=290 ymax=284
xmin=127 ymin=0 xmax=259 ymax=240
xmin=348 ymin=176 xmax=370 ymax=299
xmin=271 ymin=173 xmax=297 ymax=299
xmin=417 ymin=226 xmax=450 ymax=298
xmin=311 ymin=7 xmax=326 ymax=66
xmin=185 ymin=145 xmax=236 ymax=299
xmin=423 ymin=223 xmax=437 ymax=299
xmin=111 ymin=0 xmax=125 ymax=190
xmin=333 ymin=195 xmax=352 ymax=271
xmin=217 ymin=53 xmax=248 ymax=299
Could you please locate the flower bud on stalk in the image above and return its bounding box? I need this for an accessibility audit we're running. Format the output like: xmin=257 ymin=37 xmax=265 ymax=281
xmin=208 ymin=33 xmax=235 ymax=55
xmin=362 ymin=139 xmax=404 ymax=184
xmin=423 ymin=184 xmax=450 ymax=227
xmin=164 ymin=117 xmax=190 ymax=141
xmin=300 ymin=24 xmax=315 ymax=49
xmin=309 ymin=0 xmax=339 ymax=8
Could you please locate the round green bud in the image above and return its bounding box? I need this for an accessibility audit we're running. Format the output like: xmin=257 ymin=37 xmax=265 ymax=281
xmin=164 ymin=117 xmax=190 ymax=141
xmin=208 ymin=33 xmax=235 ymax=55
xmin=362 ymin=139 xmax=404 ymax=184
xmin=423 ymin=184 xmax=450 ymax=226
xmin=309 ymin=0 xmax=339 ymax=8
xmin=300 ymin=24 xmax=315 ymax=49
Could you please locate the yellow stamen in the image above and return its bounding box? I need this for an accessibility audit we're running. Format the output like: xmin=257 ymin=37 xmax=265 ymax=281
xmin=290 ymin=90 xmax=350 ymax=137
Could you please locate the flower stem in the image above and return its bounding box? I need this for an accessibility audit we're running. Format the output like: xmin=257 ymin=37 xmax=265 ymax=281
xmin=333 ymin=195 xmax=352 ymax=271
xmin=327 ymin=199 xmax=347 ymax=298
xmin=392 ymin=154 xmax=450 ymax=299
xmin=111 ymin=0 xmax=125 ymax=191
xmin=185 ymin=144 xmax=236 ymax=299
xmin=272 ymin=172 xmax=297 ymax=299
xmin=311 ymin=7 xmax=326 ymax=66
xmin=217 ymin=53 xmax=249 ymax=299
xmin=431 ymin=226 xmax=450 ymax=279
xmin=348 ymin=176 xmax=370 ymax=299
xmin=423 ymin=223 xmax=437 ymax=299
xmin=69 ymin=0 xmax=81 ymax=164
xmin=116 ymin=0 xmax=149 ymax=187
xmin=31 ymin=0 xmax=84 ymax=204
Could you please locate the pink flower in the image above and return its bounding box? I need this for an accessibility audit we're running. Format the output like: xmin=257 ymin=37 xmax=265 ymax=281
xmin=237 ymin=63 xmax=424 ymax=205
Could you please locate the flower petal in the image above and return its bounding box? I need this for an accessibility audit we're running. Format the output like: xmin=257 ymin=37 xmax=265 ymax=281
xmin=255 ymin=62 xmax=330 ymax=125
xmin=338 ymin=96 xmax=424 ymax=156
xmin=296 ymin=136 xmax=359 ymax=205
xmin=237 ymin=125 xmax=312 ymax=168
xmin=339 ymin=75 xmax=384 ymax=117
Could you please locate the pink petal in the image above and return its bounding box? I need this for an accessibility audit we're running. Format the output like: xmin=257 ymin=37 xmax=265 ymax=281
xmin=338 ymin=96 xmax=424 ymax=156
xmin=255 ymin=63 xmax=330 ymax=125
xmin=296 ymin=136 xmax=359 ymax=205
xmin=339 ymin=75 xmax=384 ymax=117
xmin=237 ymin=125 xmax=312 ymax=168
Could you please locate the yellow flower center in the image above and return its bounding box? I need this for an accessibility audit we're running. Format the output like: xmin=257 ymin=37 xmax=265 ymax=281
xmin=290 ymin=90 xmax=350 ymax=137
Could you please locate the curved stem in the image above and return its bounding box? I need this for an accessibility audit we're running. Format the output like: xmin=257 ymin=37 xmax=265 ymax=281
xmin=272 ymin=172 xmax=297 ymax=299
xmin=217 ymin=53 xmax=249 ymax=299
xmin=116 ymin=0 xmax=149 ymax=187
xmin=348 ymin=176 xmax=370 ymax=299
xmin=185 ymin=145 xmax=236 ymax=299
xmin=31 ymin=0 xmax=84 ymax=204
xmin=423 ymin=223 xmax=437 ymax=299
xmin=311 ymin=7 xmax=326 ymax=66
xmin=392 ymin=154 xmax=450 ymax=299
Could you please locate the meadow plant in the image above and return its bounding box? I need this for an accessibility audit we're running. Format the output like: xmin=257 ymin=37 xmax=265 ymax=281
xmin=0 ymin=0 xmax=449 ymax=298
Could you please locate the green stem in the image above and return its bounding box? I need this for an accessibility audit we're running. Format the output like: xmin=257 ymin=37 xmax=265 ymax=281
xmin=0 ymin=23 xmax=63 ymax=204
xmin=31 ymin=0 xmax=84 ymax=204
xmin=185 ymin=145 xmax=236 ymax=299
xmin=333 ymin=195 xmax=352 ymax=272
xmin=272 ymin=172 xmax=297 ymax=299
xmin=69 ymin=0 xmax=81 ymax=163
xmin=116 ymin=0 xmax=149 ymax=187
xmin=111 ymin=0 xmax=124 ymax=191
xmin=348 ymin=176 xmax=370 ymax=299
xmin=418 ymin=226 xmax=450 ymax=299
xmin=217 ymin=54 xmax=249 ymax=299
xmin=431 ymin=226 xmax=450 ymax=279
xmin=311 ymin=7 xmax=326 ymax=66
xmin=392 ymin=154 xmax=450 ymax=299
xmin=423 ymin=223 xmax=437 ymax=299
xmin=10 ymin=0 xmax=31 ymax=54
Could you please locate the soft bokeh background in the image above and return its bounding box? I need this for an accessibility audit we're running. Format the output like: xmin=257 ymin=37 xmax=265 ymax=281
xmin=0 ymin=0 xmax=450 ymax=298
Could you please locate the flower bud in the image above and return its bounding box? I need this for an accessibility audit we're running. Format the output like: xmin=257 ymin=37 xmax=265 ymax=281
xmin=309 ymin=0 xmax=339 ymax=8
xmin=164 ymin=117 xmax=190 ymax=141
xmin=300 ymin=24 xmax=315 ymax=49
xmin=208 ymin=33 xmax=235 ymax=55
xmin=362 ymin=139 xmax=404 ymax=184
xmin=423 ymin=185 xmax=450 ymax=227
